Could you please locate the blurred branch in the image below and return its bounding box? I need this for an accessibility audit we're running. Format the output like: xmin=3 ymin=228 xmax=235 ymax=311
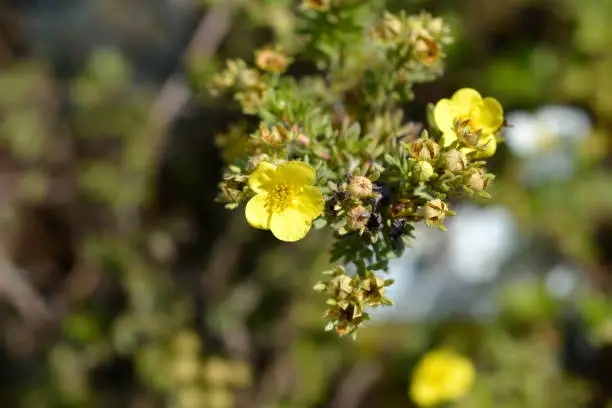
xmin=331 ymin=361 xmax=382 ymax=408
xmin=0 ymin=254 xmax=50 ymax=325
xmin=149 ymin=0 xmax=238 ymax=159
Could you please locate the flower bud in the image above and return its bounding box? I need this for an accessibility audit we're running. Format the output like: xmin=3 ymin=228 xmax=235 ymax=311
xmin=346 ymin=206 xmax=369 ymax=230
xmin=413 ymin=160 xmax=434 ymax=182
xmin=238 ymin=69 xmax=260 ymax=88
xmin=361 ymin=275 xmax=386 ymax=306
xmin=465 ymin=168 xmax=490 ymax=192
xmin=372 ymin=13 xmax=402 ymax=42
xmin=348 ymin=176 xmax=373 ymax=198
xmin=424 ymin=198 xmax=448 ymax=225
xmin=409 ymin=139 xmax=441 ymax=161
xmin=246 ymin=153 xmax=271 ymax=173
xmin=255 ymin=48 xmax=289 ymax=73
xmin=444 ymin=149 xmax=468 ymax=172
xmin=413 ymin=36 xmax=441 ymax=66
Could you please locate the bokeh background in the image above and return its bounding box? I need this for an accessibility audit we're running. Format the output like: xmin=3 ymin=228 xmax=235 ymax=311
xmin=1 ymin=0 xmax=612 ymax=407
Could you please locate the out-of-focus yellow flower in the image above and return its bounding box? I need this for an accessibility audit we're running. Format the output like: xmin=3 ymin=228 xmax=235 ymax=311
xmin=433 ymin=88 xmax=503 ymax=158
xmin=302 ymin=0 xmax=330 ymax=11
xmin=410 ymin=349 xmax=475 ymax=407
xmin=246 ymin=161 xmax=324 ymax=242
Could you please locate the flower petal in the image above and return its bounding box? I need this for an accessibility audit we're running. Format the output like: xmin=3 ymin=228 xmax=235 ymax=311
xmin=433 ymin=98 xmax=455 ymax=133
xmin=270 ymin=207 xmax=312 ymax=242
xmin=276 ymin=161 xmax=316 ymax=188
xmin=245 ymin=194 xmax=272 ymax=230
xmin=293 ymin=185 xmax=324 ymax=219
xmin=451 ymin=88 xmax=482 ymax=116
xmin=478 ymin=97 xmax=504 ymax=132
xmin=410 ymin=383 xmax=441 ymax=407
xmin=248 ymin=162 xmax=277 ymax=194
xmin=440 ymin=131 xmax=458 ymax=147
xmin=470 ymin=134 xmax=497 ymax=159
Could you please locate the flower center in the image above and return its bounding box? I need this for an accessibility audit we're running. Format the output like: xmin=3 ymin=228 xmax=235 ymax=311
xmin=456 ymin=115 xmax=479 ymax=133
xmin=267 ymin=183 xmax=294 ymax=212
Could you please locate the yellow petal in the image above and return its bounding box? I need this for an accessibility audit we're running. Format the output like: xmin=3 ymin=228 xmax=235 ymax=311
xmin=470 ymin=134 xmax=497 ymax=159
xmin=433 ymin=98 xmax=455 ymax=133
xmin=276 ymin=161 xmax=316 ymax=188
xmin=270 ymin=207 xmax=312 ymax=242
xmin=245 ymin=194 xmax=272 ymax=230
xmin=451 ymin=88 xmax=482 ymax=116
xmin=442 ymin=359 xmax=475 ymax=399
xmin=478 ymin=97 xmax=504 ymax=132
xmin=294 ymin=185 xmax=324 ymax=219
xmin=248 ymin=162 xmax=277 ymax=194
xmin=440 ymin=131 xmax=458 ymax=147
xmin=410 ymin=382 xmax=441 ymax=407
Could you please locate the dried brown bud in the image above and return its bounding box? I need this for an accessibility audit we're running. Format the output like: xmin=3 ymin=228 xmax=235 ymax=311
xmin=444 ymin=149 xmax=468 ymax=172
xmin=424 ymin=198 xmax=448 ymax=225
xmin=348 ymin=176 xmax=373 ymax=198
xmin=410 ymin=139 xmax=441 ymax=161
xmin=465 ymin=168 xmax=490 ymax=192
xmin=259 ymin=123 xmax=286 ymax=147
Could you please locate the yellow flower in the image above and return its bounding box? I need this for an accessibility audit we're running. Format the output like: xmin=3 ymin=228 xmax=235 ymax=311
xmin=246 ymin=161 xmax=324 ymax=242
xmin=410 ymin=349 xmax=475 ymax=407
xmin=433 ymin=88 xmax=503 ymax=158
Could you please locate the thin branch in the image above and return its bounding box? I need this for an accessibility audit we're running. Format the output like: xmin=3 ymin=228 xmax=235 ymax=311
xmin=0 ymin=255 xmax=50 ymax=325
xmin=149 ymin=0 xmax=238 ymax=158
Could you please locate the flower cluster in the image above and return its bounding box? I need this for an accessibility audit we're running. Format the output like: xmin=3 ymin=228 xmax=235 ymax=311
xmin=313 ymin=267 xmax=394 ymax=336
xmin=212 ymin=2 xmax=505 ymax=337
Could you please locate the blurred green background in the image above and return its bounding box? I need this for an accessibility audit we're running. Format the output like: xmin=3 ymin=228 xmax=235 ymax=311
xmin=1 ymin=0 xmax=612 ymax=407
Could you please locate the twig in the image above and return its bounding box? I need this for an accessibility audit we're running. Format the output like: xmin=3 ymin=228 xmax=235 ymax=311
xmin=149 ymin=0 xmax=238 ymax=159
xmin=0 ymin=255 xmax=50 ymax=325
xmin=331 ymin=361 xmax=382 ymax=408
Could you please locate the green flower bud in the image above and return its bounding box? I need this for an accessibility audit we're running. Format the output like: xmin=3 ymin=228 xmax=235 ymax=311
xmin=414 ymin=160 xmax=435 ymax=182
